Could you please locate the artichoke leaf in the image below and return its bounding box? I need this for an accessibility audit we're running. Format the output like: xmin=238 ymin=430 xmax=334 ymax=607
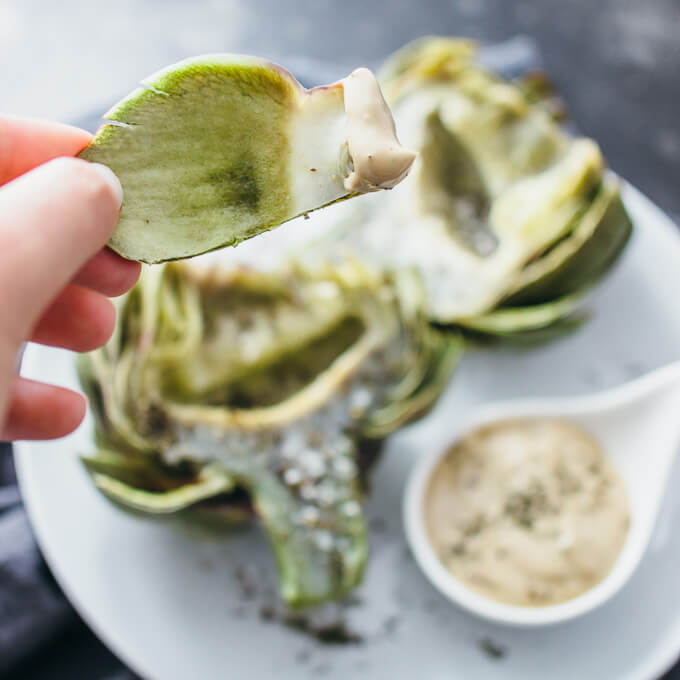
xmin=89 ymin=464 xmax=235 ymax=514
xmin=418 ymin=111 xmax=495 ymax=257
xmin=503 ymin=177 xmax=633 ymax=305
xmin=159 ymin=266 xmax=357 ymax=401
xmin=81 ymin=449 xmax=190 ymax=490
xmin=79 ymin=56 xmax=414 ymax=263
xmin=363 ymin=327 xmax=464 ymax=438
xmin=456 ymin=292 xmax=586 ymax=336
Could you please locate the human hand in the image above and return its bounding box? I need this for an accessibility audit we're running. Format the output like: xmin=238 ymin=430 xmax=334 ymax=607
xmin=0 ymin=115 xmax=141 ymax=441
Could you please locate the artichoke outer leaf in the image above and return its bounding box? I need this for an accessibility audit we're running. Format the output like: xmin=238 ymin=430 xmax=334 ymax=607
xmin=89 ymin=465 xmax=235 ymax=514
xmin=503 ymin=178 xmax=633 ymax=306
xmin=455 ymin=292 xmax=586 ymax=336
xmin=461 ymin=315 xmax=585 ymax=346
xmin=79 ymin=56 xmax=411 ymax=263
xmin=488 ymin=138 xmax=603 ymax=255
xmin=363 ymin=328 xmax=464 ymax=438
xmin=81 ymin=449 xmax=180 ymax=490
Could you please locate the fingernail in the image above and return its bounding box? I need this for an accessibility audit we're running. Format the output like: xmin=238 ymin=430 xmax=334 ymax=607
xmin=91 ymin=163 xmax=124 ymax=209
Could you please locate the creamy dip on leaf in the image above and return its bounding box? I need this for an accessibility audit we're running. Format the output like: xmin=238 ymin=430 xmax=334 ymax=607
xmin=424 ymin=419 xmax=630 ymax=607
xmin=342 ymin=67 xmax=416 ymax=193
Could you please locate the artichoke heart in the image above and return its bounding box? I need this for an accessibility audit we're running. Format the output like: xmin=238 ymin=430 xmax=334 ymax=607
xmin=79 ymin=261 xmax=460 ymax=606
xmin=316 ymin=38 xmax=632 ymax=340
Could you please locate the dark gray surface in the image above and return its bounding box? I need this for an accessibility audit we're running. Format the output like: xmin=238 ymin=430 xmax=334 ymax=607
xmin=0 ymin=446 xmax=139 ymax=680
xmin=3 ymin=1 xmax=679 ymax=678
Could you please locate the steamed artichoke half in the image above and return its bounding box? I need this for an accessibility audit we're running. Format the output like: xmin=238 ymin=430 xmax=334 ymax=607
xmin=316 ymin=38 xmax=633 ymax=342
xmin=79 ymin=261 xmax=460 ymax=606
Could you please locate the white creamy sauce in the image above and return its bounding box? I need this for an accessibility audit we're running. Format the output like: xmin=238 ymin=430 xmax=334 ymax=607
xmin=342 ymin=68 xmax=416 ymax=193
xmin=424 ymin=419 xmax=630 ymax=607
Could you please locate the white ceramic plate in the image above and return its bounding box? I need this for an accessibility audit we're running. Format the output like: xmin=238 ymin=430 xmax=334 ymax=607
xmin=15 ymin=183 xmax=680 ymax=680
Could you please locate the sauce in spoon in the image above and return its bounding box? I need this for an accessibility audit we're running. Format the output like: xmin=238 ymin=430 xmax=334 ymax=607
xmin=424 ymin=419 xmax=630 ymax=607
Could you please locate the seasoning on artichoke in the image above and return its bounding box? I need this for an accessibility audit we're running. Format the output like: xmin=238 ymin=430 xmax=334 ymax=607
xmin=315 ymin=38 xmax=632 ymax=342
xmin=78 ymin=261 xmax=460 ymax=607
xmin=78 ymin=57 xmax=415 ymax=263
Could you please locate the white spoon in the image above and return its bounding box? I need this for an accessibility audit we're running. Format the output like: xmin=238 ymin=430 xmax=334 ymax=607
xmin=404 ymin=361 xmax=680 ymax=626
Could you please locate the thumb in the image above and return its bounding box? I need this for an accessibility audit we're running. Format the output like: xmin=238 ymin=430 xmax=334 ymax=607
xmin=0 ymin=157 xmax=123 ymax=346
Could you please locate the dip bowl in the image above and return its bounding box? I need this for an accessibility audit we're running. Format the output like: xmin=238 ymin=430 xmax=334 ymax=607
xmin=404 ymin=361 xmax=680 ymax=626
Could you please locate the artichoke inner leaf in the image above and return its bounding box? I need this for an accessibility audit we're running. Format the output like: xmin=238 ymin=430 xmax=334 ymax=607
xmin=160 ymin=274 xmax=359 ymax=403
xmin=504 ymin=177 xmax=632 ymax=305
xmin=419 ymin=111 xmax=496 ymax=257
xmin=189 ymin=316 xmax=366 ymax=409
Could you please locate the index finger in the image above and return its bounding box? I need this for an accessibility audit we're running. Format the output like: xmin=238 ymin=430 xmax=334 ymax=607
xmin=0 ymin=157 xmax=123 ymax=348
xmin=0 ymin=115 xmax=92 ymax=186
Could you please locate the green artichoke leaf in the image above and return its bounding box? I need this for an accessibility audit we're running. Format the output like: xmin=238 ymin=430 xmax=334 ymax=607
xmin=81 ymin=448 xmax=192 ymax=490
xmin=79 ymin=56 xmax=414 ymax=263
xmin=363 ymin=325 xmax=464 ymax=439
xmin=456 ymin=292 xmax=586 ymax=336
xmin=418 ymin=111 xmax=495 ymax=257
xmin=88 ymin=464 xmax=235 ymax=514
xmin=159 ymin=266 xmax=358 ymax=402
xmin=503 ymin=177 xmax=633 ymax=305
